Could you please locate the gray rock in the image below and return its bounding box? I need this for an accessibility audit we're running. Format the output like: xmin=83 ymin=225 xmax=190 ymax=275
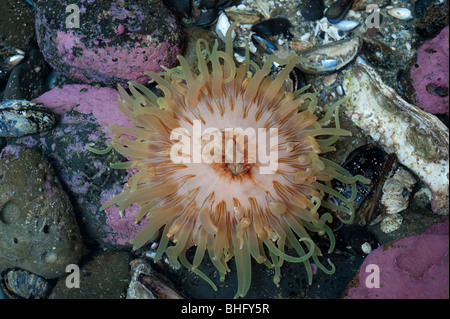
xmin=0 ymin=145 xmax=84 ymax=278
xmin=50 ymin=251 xmax=132 ymax=299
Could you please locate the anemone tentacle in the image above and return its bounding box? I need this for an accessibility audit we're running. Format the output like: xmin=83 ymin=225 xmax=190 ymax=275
xmin=101 ymin=24 xmax=362 ymax=298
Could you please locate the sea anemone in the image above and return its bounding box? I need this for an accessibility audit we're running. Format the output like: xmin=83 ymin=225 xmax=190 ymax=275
xmin=97 ymin=25 xmax=366 ymax=298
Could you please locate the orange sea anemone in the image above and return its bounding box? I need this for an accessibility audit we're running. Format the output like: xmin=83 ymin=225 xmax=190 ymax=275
xmin=98 ymin=26 xmax=366 ymax=298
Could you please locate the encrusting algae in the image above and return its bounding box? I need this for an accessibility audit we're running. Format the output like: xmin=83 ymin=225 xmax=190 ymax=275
xmin=90 ymin=24 xmax=368 ymax=298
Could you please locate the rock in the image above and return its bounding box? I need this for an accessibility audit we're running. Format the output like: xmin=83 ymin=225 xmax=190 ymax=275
xmin=50 ymin=251 xmax=132 ymax=298
xmin=0 ymin=146 xmax=84 ymax=279
xmin=0 ymin=0 xmax=37 ymax=52
xmin=1 ymin=49 xmax=51 ymax=101
xmin=44 ymin=70 xmax=78 ymax=91
xmin=343 ymin=220 xmax=449 ymax=299
xmin=415 ymin=0 xmax=449 ymax=39
xmin=35 ymin=0 xmax=184 ymax=87
xmin=414 ymin=0 xmax=434 ymax=18
xmin=9 ymin=84 xmax=146 ymax=249
xmin=410 ymin=26 xmax=449 ymax=115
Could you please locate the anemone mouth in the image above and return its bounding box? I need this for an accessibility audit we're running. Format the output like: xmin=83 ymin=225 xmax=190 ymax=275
xmin=98 ymin=24 xmax=368 ymax=298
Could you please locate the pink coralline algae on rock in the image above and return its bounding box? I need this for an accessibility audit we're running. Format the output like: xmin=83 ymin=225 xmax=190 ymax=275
xmin=35 ymin=0 xmax=183 ymax=87
xmin=343 ymin=220 xmax=449 ymax=299
xmin=410 ymin=26 xmax=449 ymax=115
xmin=32 ymin=84 xmax=146 ymax=248
xmin=33 ymin=83 xmax=131 ymax=131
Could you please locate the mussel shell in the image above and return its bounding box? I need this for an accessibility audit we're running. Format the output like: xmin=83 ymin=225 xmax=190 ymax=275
xmin=0 ymin=269 xmax=50 ymax=299
xmin=0 ymin=100 xmax=56 ymax=137
xmin=435 ymin=86 xmax=449 ymax=97
xmin=251 ymin=34 xmax=277 ymax=54
xmin=162 ymin=0 xmax=193 ymax=19
xmin=331 ymin=145 xmax=387 ymax=210
xmin=251 ymin=17 xmax=292 ymax=37
xmin=270 ymin=66 xmax=308 ymax=93
xmin=296 ymin=36 xmax=361 ymax=74
xmin=194 ymin=8 xmax=219 ymax=27
xmin=300 ymin=0 xmax=325 ymax=21
xmin=325 ymin=0 xmax=354 ymax=24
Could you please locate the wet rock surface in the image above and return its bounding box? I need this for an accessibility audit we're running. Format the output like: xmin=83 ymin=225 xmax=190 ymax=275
xmin=137 ymin=240 xmax=365 ymax=299
xmin=0 ymin=0 xmax=37 ymax=52
xmin=50 ymin=251 xmax=132 ymax=299
xmin=0 ymin=146 xmax=84 ymax=279
xmin=415 ymin=0 xmax=449 ymax=39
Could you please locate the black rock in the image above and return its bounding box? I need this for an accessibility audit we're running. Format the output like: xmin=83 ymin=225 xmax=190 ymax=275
xmin=415 ymin=0 xmax=449 ymax=39
xmin=414 ymin=0 xmax=434 ymax=18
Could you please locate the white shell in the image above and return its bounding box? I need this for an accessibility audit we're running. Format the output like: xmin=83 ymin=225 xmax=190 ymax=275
xmin=343 ymin=63 xmax=449 ymax=215
xmin=380 ymin=214 xmax=403 ymax=234
xmin=215 ymin=12 xmax=236 ymax=43
xmin=361 ymin=242 xmax=373 ymax=254
xmin=387 ymin=8 xmax=413 ymax=20
xmin=333 ymin=20 xmax=361 ymax=31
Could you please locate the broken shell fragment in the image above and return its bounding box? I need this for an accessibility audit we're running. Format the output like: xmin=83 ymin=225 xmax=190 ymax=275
xmin=380 ymin=213 xmax=403 ymax=234
xmin=215 ymin=12 xmax=235 ymax=43
xmin=343 ymin=63 xmax=449 ymax=215
xmin=297 ymin=36 xmax=361 ymax=74
xmin=126 ymin=259 xmax=184 ymax=299
xmin=387 ymin=8 xmax=413 ymax=21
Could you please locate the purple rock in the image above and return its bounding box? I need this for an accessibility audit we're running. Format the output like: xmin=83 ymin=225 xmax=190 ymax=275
xmin=410 ymin=26 xmax=449 ymax=115
xmin=10 ymin=84 xmax=147 ymax=249
xmin=343 ymin=220 xmax=449 ymax=299
xmin=35 ymin=0 xmax=183 ymax=87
